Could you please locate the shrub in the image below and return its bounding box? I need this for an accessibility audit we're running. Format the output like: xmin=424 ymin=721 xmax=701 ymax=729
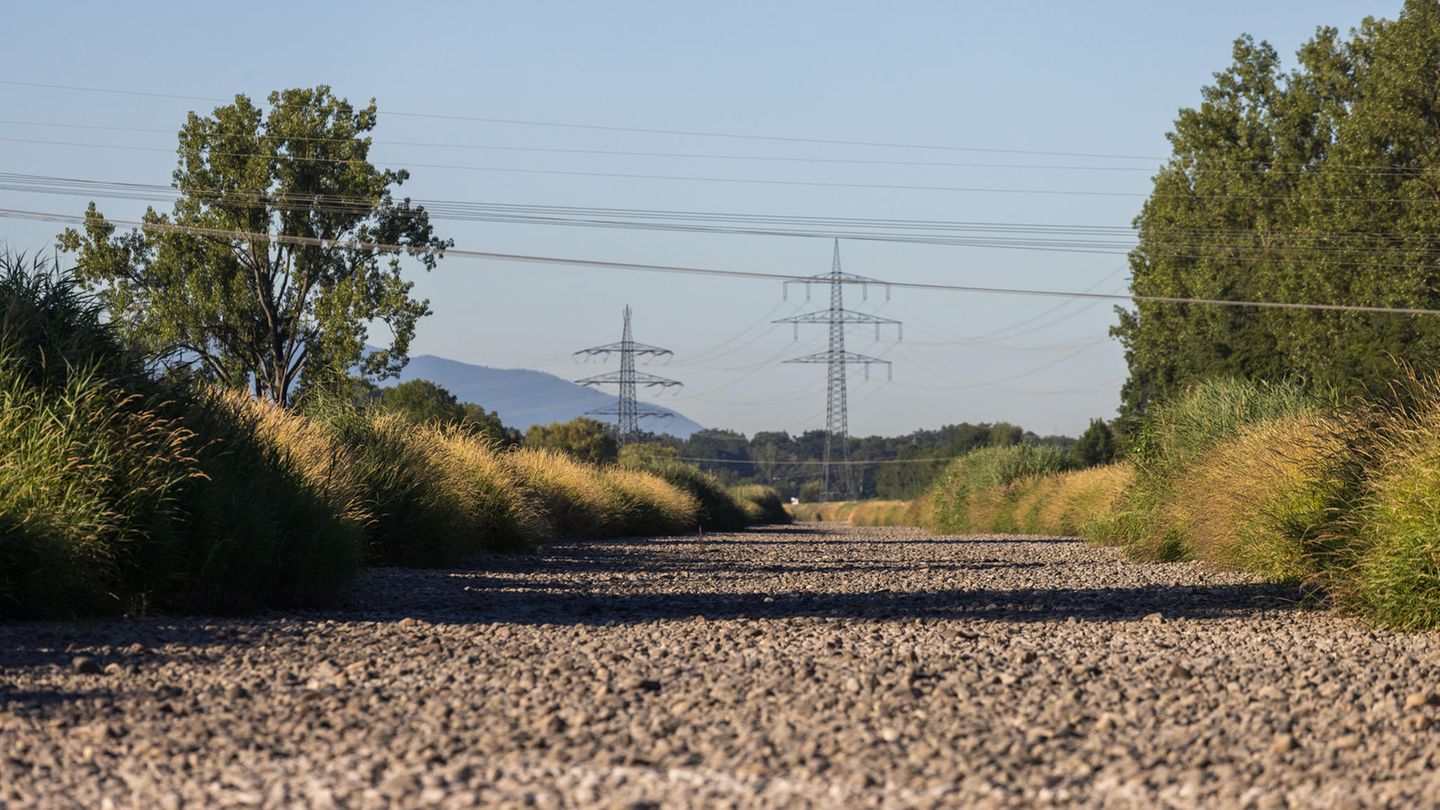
xmin=627 ymin=461 xmax=749 ymax=532
xmin=430 ymin=426 xmax=548 ymax=552
xmin=308 ymin=402 xmax=475 ymax=566
xmin=729 ymin=484 xmax=792 ymax=525
xmin=597 ymin=467 xmax=699 ymax=536
xmin=506 ymin=447 xmax=620 ymax=538
xmin=927 ymin=444 xmax=1069 ymax=533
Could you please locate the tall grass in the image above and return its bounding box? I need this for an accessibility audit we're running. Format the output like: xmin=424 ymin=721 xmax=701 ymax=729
xmin=1091 ymin=378 xmax=1330 ymax=561
xmin=0 ymin=253 xmax=366 ymax=616
xmin=176 ymin=388 xmax=367 ymax=612
xmin=430 ymin=425 xmax=548 ymax=552
xmin=625 ymin=460 xmax=750 ymax=532
xmin=1332 ymin=371 xmax=1440 ymax=629
xmin=597 ymin=467 xmax=700 ymax=536
xmin=0 ymin=355 xmax=197 ymax=617
xmin=928 ymin=444 xmax=1069 ymax=533
xmin=1161 ymin=415 xmax=1343 ymax=579
xmin=505 ymin=447 xmax=623 ymax=538
xmin=729 ymin=484 xmax=792 ymax=525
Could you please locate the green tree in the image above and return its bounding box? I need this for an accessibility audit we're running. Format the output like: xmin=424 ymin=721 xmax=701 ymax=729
xmin=1070 ymin=419 xmax=1119 ymax=467
xmin=525 ymin=417 xmax=619 ymax=464
xmin=618 ymin=442 xmax=680 ymax=467
xmin=457 ymin=403 xmax=522 ymax=447
xmin=374 ymin=379 xmax=520 ymax=446
xmin=59 ymin=85 xmax=451 ymax=406
xmin=1118 ymin=3 xmax=1440 ymax=422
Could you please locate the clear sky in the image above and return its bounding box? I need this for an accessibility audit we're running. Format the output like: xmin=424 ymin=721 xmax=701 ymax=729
xmin=0 ymin=1 xmax=1399 ymax=437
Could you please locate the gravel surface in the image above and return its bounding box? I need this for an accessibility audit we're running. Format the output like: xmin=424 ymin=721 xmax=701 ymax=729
xmin=3 ymin=524 xmax=1439 ymax=808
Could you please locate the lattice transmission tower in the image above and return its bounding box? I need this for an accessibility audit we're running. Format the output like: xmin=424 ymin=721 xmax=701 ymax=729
xmin=575 ymin=305 xmax=682 ymax=444
xmin=777 ymin=241 xmax=901 ymax=501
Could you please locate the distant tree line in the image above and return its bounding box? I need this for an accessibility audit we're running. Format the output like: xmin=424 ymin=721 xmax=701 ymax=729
xmin=365 ymin=378 xmax=1119 ymax=501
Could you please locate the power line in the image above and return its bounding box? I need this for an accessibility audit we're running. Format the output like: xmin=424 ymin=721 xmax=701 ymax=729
xmin=7 ymin=205 xmax=1440 ymax=317
xmin=11 ymin=117 xmax=1440 ymax=179
xmin=0 ymin=123 xmax=1160 ymax=172
xmin=678 ymin=455 xmax=954 ymax=466
xmin=0 ymin=79 xmax=1161 ymax=161
xmin=22 ymin=172 xmax=1440 ymax=263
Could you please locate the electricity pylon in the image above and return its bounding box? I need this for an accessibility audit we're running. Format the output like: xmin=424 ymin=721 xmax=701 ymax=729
xmin=575 ymin=305 xmax=682 ymax=444
xmin=777 ymin=241 xmax=900 ymax=501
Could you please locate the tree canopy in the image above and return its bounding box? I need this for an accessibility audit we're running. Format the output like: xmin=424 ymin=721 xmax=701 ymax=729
xmin=525 ymin=418 xmax=620 ymax=465
xmin=59 ymin=85 xmax=451 ymax=406
xmin=374 ymin=379 xmax=521 ymax=446
xmin=1118 ymin=2 xmax=1440 ymax=424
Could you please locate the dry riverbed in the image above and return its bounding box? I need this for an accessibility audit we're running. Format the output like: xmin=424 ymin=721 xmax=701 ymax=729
xmin=2 ymin=524 xmax=1438 ymax=808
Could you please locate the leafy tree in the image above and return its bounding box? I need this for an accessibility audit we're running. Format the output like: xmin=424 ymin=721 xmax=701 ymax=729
xmin=618 ymin=442 xmax=680 ymax=467
xmin=374 ymin=379 xmax=520 ymax=446
xmin=987 ymin=422 xmax=1025 ymax=447
xmin=1119 ymin=2 xmax=1440 ymax=423
xmin=59 ymin=85 xmax=451 ymax=406
xmin=457 ymin=403 xmax=522 ymax=447
xmin=1070 ymin=419 xmax=1119 ymax=467
xmin=525 ymin=417 xmax=619 ymax=464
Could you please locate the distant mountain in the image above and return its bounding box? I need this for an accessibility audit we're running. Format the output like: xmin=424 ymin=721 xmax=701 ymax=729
xmin=386 ymin=354 xmax=704 ymax=438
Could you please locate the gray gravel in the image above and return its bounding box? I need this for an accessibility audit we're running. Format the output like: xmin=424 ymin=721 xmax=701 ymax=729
xmin=3 ymin=524 xmax=1439 ymax=808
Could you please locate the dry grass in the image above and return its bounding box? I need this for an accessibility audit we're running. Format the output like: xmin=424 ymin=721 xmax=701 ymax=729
xmin=504 ymin=447 xmax=619 ymax=538
xmin=215 ymin=389 xmax=370 ymax=526
xmin=787 ymin=498 xmax=931 ymax=528
xmin=430 ymin=426 xmax=549 ymax=553
xmin=847 ymin=500 xmax=909 ymax=526
xmin=596 ymin=467 xmax=699 ymax=536
xmin=1034 ymin=464 xmax=1134 ymax=537
xmin=729 ymin=484 xmax=791 ymax=525
xmin=1162 ymin=415 xmax=1341 ymax=580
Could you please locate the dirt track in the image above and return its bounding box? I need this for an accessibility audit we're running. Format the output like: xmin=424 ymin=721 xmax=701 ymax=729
xmin=2 ymin=524 xmax=1439 ymax=808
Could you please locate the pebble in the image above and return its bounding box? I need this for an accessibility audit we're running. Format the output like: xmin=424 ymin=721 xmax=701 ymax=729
xmin=70 ymin=656 xmax=101 ymax=675
xmin=1 ymin=525 xmax=1437 ymax=808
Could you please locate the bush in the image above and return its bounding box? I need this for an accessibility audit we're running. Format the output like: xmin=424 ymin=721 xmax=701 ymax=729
xmin=307 ymin=402 xmax=476 ymax=567
xmin=597 ymin=467 xmax=699 ymax=536
xmin=729 ymin=484 xmax=792 ymax=525
xmin=626 ymin=461 xmax=749 ymax=532
xmin=1097 ymin=378 xmax=1329 ymax=562
xmin=927 ymin=444 xmax=1070 ymax=533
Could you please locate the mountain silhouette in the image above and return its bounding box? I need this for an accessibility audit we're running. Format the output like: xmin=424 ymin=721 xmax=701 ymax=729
xmin=386 ymin=353 xmax=703 ymax=438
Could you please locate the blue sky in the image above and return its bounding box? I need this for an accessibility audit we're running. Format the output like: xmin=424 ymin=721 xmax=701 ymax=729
xmin=0 ymin=1 xmax=1398 ymax=436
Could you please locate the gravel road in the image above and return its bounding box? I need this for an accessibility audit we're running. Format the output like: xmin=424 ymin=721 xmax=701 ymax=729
xmin=3 ymin=524 xmax=1439 ymax=808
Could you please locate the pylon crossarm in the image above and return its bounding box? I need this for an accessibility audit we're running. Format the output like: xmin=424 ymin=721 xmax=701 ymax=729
xmin=783 ymin=351 xmax=892 ymax=365
xmin=775 ymin=310 xmax=901 ymax=325
xmin=586 ymin=406 xmax=675 ymax=419
xmin=574 ymin=342 xmax=673 ymax=357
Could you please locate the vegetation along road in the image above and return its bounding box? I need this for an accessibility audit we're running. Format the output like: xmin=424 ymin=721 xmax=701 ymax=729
xmin=2 ymin=525 xmax=1438 ymax=808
